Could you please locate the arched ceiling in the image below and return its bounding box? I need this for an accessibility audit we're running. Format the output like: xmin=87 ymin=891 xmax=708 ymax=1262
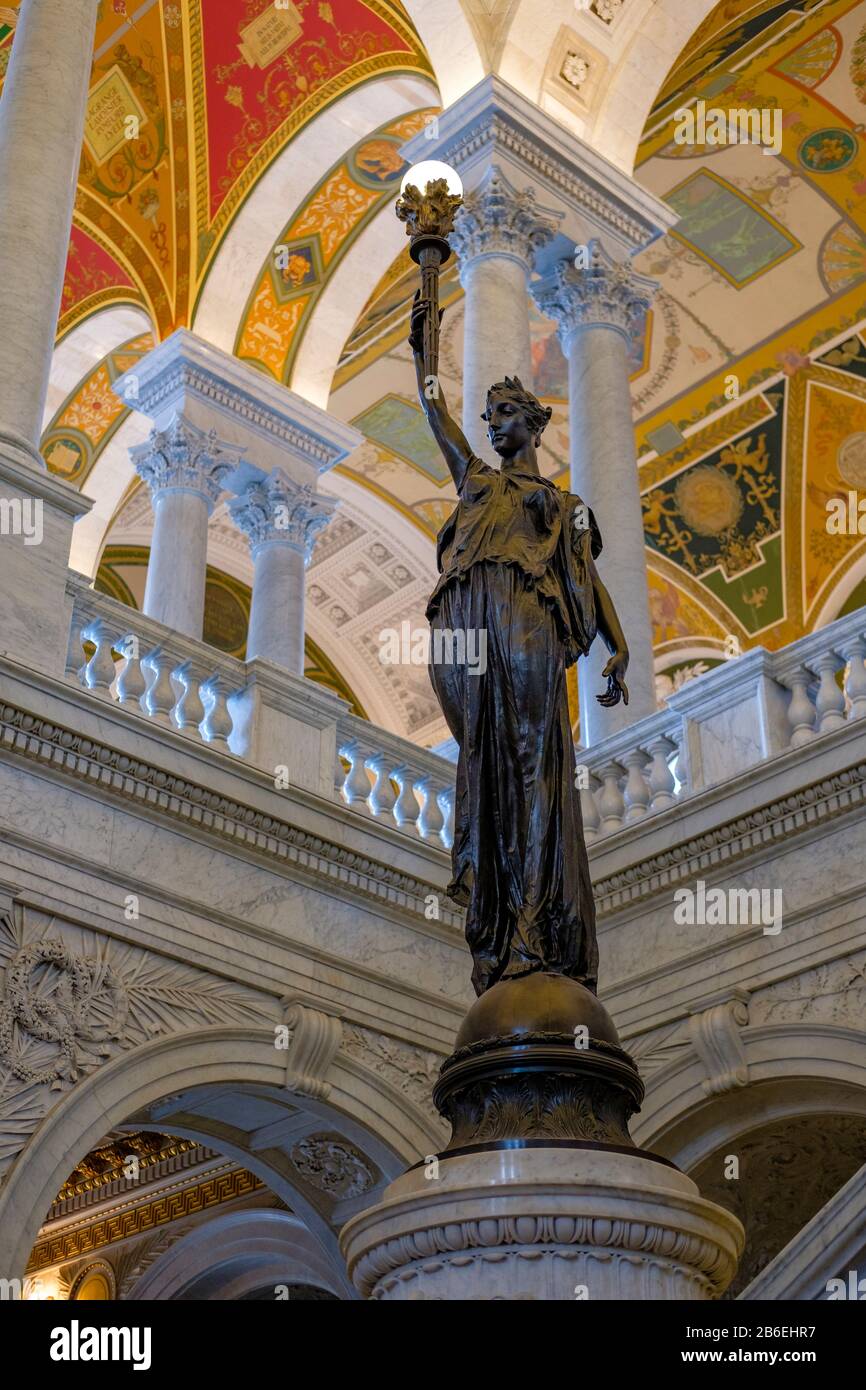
xmin=0 ymin=0 xmax=432 ymax=338
xmin=5 ymin=0 xmax=866 ymax=739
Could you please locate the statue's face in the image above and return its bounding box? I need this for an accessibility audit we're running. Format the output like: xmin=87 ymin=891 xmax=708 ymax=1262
xmin=486 ymin=394 xmax=531 ymax=458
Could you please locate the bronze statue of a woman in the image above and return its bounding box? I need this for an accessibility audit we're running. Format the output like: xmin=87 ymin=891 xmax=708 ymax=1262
xmin=410 ymin=293 xmax=630 ymax=999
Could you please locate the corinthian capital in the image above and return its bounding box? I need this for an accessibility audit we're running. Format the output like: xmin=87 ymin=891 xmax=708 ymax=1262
xmin=449 ymin=166 xmax=560 ymax=278
xmin=130 ymin=413 xmax=241 ymax=512
xmin=228 ymin=466 xmax=338 ymax=562
xmin=531 ymin=239 xmax=658 ymax=346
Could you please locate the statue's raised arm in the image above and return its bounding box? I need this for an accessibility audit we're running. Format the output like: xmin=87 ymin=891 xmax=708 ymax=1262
xmin=408 ymin=293 xmax=476 ymax=491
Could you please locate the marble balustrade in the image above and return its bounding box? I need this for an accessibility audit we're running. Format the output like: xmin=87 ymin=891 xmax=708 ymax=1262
xmin=64 ymin=572 xmax=866 ymax=851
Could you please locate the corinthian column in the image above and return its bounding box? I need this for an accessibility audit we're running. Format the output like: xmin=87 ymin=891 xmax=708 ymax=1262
xmin=131 ymin=415 xmax=240 ymax=639
xmin=0 ymin=0 xmax=98 ymax=460
xmin=449 ymin=166 xmax=560 ymax=459
xmin=533 ymin=241 xmax=658 ymax=746
xmin=228 ymin=466 xmax=337 ymax=674
xmin=0 ymin=0 xmax=97 ymax=678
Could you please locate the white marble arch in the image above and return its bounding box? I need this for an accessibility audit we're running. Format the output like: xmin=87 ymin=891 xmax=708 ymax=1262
xmin=494 ymin=0 xmax=719 ymax=173
xmin=632 ymin=1023 xmax=866 ymax=1172
xmin=43 ymin=303 xmax=154 ymax=432
xmin=127 ymin=1208 xmax=348 ymax=1301
xmin=0 ymin=1025 xmax=442 ymax=1283
xmin=289 ymin=202 xmax=410 ymax=409
xmin=401 ymin=0 xmax=486 ymax=108
xmin=192 ymin=72 xmax=439 ymax=358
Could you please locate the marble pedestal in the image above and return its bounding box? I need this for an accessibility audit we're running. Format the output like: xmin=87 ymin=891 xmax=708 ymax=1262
xmin=340 ymin=1145 xmax=744 ymax=1301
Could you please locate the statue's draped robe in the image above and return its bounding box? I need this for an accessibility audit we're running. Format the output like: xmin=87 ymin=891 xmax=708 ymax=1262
xmin=427 ymin=454 xmax=602 ymax=996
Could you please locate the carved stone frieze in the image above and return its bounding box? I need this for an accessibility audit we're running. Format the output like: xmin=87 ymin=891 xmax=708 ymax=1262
xmin=750 ymin=953 xmax=866 ymax=1027
xmin=0 ymin=899 xmax=276 ymax=1182
xmin=341 ymin=1024 xmax=442 ymax=1113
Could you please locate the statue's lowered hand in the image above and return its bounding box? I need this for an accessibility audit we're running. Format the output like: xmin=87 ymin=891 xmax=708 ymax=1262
xmin=597 ymin=651 xmax=629 ymax=708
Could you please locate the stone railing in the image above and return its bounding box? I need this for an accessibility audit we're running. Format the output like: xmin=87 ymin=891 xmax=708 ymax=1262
xmin=579 ymin=608 xmax=866 ymax=840
xmin=66 ymin=573 xmax=247 ymax=754
xmin=64 ymin=575 xmax=866 ymax=853
xmin=64 ymin=574 xmax=458 ymax=846
xmin=336 ymin=712 xmax=455 ymax=848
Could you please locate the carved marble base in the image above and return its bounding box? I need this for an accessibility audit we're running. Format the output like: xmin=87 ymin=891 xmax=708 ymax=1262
xmin=340 ymin=1145 xmax=744 ymax=1301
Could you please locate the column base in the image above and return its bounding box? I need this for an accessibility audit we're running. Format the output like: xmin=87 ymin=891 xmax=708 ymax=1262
xmin=340 ymin=1143 xmax=744 ymax=1301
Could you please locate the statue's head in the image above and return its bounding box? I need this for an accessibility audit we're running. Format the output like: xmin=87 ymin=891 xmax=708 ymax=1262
xmin=482 ymin=376 xmax=552 ymax=458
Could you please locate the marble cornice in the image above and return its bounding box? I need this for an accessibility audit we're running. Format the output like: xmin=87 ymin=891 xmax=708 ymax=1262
xmin=593 ymin=758 xmax=866 ymax=914
xmin=0 ymin=695 xmax=465 ymax=935
xmin=400 ymin=77 xmax=675 ymax=253
xmin=3 ymin=693 xmax=866 ymax=931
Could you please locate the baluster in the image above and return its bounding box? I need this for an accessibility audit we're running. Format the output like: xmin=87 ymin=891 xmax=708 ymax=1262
xmin=66 ymin=609 xmax=87 ymax=680
xmin=416 ymin=777 xmax=445 ymax=840
xmin=172 ymin=660 xmax=205 ymax=736
xmin=366 ymin=753 xmax=397 ymax=821
xmin=200 ymin=674 xmax=234 ymax=750
xmin=841 ymin=636 xmax=866 ymax=721
xmin=339 ymin=740 xmax=373 ymax=807
xmin=438 ymin=786 xmax=455 ymax=850
xmin=81 ymin=618 xmax=118 ymax=695
xmin=784 ymin=667 xmax=816 ymax=747
xmin=115 ymin=634 xmax=146 ymax=708
xmin=595 ymin=760 xmax=625 ymax=834
xmin=645 ymin=734 xmax=677 ymax=811
xmin=622 ymin=748 xmax=651 ymax=823
xmin=392 ymin=765 xmax=422 ymax=832
xmin=140 ymin=646 xmax=177 ymax=727
xmin=579 ymin=778 xmax=601 ymax=844
xmin=811 ymin=652 xmax=846 ymax=735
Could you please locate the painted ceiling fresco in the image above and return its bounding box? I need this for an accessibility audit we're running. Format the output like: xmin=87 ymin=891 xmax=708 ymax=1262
xmin=16 ymin=0 xmax=866 ymax=739
xmin=0 ymin=0 xmax=430 ymax=339
xmin=234 ymin=105 xmax=434 ymax=382
xmin=321 ymin=0 xmax=866 ymax=703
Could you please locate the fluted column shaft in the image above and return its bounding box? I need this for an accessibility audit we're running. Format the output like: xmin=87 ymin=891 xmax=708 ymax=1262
xmin=450 ymin=167 xmax=559 ymax=459
xmin=0 ymin=0 xmax=98 ymax=459
xmin=132 ymin=415 xmax=238 ymax=640
xmin=534 ymin=243 xmax=658 ymax=746
xmin=228 ymin=467 xmax=337 ymax=674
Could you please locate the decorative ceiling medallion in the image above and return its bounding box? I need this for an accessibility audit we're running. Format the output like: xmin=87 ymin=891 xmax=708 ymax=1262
xmin=674 ymin=465 xmax=744 ymax=538
xmin=560 ymin=51 xmax=591 ymax=92
xmin=798 ymin=128 xmax=858 ymax=173
xmin=544 ymin=25 xmax=607 ymax=116
xmin=289 ymin=1133 xmax=375 ymax=1199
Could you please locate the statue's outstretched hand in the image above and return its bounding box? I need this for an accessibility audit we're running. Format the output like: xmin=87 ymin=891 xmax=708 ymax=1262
xmin=408 ymin=289 xmax=443 ymax=356
xmin=597 ymin=651 xmax=629 ymax=707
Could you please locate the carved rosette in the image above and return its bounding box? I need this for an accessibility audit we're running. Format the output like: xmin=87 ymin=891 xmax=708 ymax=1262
xmin=449 ymin=166 xmax=560 ymax=278
xmin=130 ymin=412 xmax=240 ymax=512
xmin=289 ymin=1133 xmax=376 ymax=1200
xmin=532 ymin=238 xmax=658 ymax=346
xmin=228 ymin=467 xmax=338 ymax=563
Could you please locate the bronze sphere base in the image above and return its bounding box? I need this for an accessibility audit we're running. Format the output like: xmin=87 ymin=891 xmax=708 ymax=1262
xmin=433 ymin=972 xmax=646 ymax=1154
